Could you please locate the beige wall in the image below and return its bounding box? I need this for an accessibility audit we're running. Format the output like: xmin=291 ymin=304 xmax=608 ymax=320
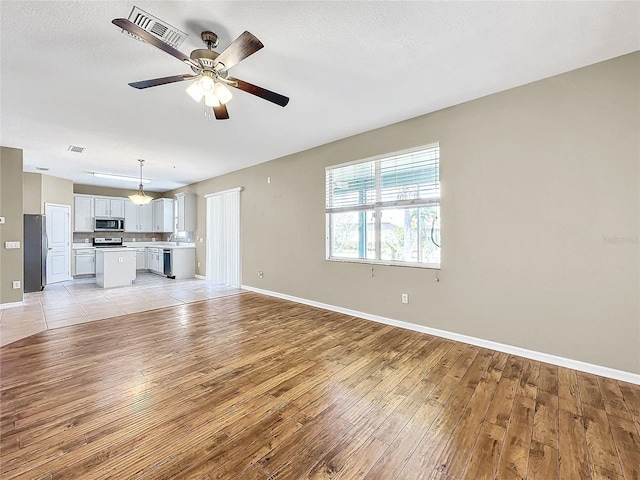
xmin=171 ymin=52 xmax=640 ymax=374
xmin=23 ymin=172 xmax=42 ymax=214
xmin=0 ymin=147 xmax=24 ymax=304
xmin=42 ymin=174 xmax=73 ymax=208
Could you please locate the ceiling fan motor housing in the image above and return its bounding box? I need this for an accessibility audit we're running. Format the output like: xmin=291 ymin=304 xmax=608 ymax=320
xmin=190 ymin=48 xmax=220 ymax=71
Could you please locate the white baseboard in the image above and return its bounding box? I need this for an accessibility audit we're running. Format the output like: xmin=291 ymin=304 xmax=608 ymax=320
xmin=241 ymin=285 xmax=640 ymax=385
xmin=195 ymin=274 xmax=206 ymax=280
xmin=0 ymin=300 xmax=24 ymax=310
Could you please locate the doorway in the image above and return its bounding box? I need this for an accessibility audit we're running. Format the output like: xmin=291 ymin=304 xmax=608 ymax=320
xmin=205 ymin=188 xmax=241 ymax=287
xmin=45 ymin=203 xmax=71 ymax=284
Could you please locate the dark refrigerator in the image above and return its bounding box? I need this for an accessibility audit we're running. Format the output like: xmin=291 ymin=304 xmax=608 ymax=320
xmin=23 ymin=214 xmax=47 ymax=292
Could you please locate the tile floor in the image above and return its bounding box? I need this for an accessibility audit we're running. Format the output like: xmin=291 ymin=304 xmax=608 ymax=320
xmin=0 ymin=273 xmax=242 ymax=347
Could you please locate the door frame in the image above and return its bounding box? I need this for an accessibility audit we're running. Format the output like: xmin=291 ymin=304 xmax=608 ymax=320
xmin=44 ymin=202 xmax=72 ymax=284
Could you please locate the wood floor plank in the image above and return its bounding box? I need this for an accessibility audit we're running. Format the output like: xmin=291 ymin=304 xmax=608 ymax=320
xmin=365 ymin=399 xmax=442 ymax=479
xmin=532 ymin=390 xmax=559 ymax=449
xmin=434 ymin=366 xmax=501 ymax=478
xmin=558 ymin=368 xmax=582 ymax=415
xmin=460 ymin=420 xmax=505 ymax=480
xmin=495 ymin=394 xmax=535 ymax=480
xmin=333 ymin=436 xmax=388 ymax=480
xmin=396 ymin=383 xmax=475 ymax=480
xmin=527 ymin=440 xmax=558 ymax=480
xmin=598 ymin=377 xmax=633 ymax=422
xmin=1 ymin=292 xmax=638 ymax=479
xmin=558 ymin=409 xmax=590 ymax=480
xmin=578 ymin=373 xmax=605 ymax=409
xmin=582 ymin=404 xmax=623 ymax=476
xmin=607 ymin=414 xmax=640 ymax=480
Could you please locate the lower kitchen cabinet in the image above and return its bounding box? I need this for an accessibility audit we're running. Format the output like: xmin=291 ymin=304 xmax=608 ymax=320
xmin=146 ymin=247 xmax=163 ymax=274
xmin=135 ymin=248 xmax=147 ymax=270
xmin=73 ymin=248 xmax=96 ymax=276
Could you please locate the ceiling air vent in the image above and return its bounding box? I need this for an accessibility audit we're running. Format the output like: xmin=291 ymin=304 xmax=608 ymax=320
xmin=36 ymin=167 xmax=50 ymax=172
xmin=68 ymin=145 xmax=85 ymax=153
xmin=124 ymin=6 xmax=188 ymax=49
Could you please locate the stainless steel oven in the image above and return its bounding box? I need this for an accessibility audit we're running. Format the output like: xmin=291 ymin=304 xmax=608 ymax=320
xmin=94 ymin=217 xmax=125 ymax=232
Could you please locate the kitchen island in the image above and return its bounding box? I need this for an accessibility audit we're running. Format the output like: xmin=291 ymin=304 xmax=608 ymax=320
xmin=95 ymin=248 xmax=136 ymax=288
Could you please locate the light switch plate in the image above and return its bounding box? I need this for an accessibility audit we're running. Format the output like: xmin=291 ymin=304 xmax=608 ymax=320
xmin=0 ymin=216 xmax=5 ymax=224
xmin=5 ymin=241 xmax=20 ymax=249
xmin=12 ymin=281 xmax=20 ymax=289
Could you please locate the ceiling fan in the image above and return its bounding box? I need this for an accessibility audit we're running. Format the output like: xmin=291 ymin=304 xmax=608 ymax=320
xmin=112 ymin=18 xmax=289 ymax=120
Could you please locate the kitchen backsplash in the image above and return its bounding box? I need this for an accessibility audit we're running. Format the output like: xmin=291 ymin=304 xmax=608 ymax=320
xmin=73 ymin=232 xmax=173 ymax=243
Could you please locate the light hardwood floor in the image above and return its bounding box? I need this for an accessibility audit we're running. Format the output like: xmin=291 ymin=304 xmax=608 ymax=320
xmin=1 ymin=293 xmax=638 ymax=479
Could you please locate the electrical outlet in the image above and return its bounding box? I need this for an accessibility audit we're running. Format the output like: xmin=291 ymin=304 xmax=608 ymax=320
xmin=258 ymin=271 xmax=264 ymax=278
xmin=118 ymin=257 xmax=123 ymax=263
xmin=12 ymin=281 xmax=20 ymax=289
xmin=197 ymin=262 xmax=201 ymax=268
xmin=199 ymin=237 xmax=203 ymax=243
xmin=267 ymin=176 xmax=271 ymax=184
xmin=401 ymin=293 xmax=409 ymax=304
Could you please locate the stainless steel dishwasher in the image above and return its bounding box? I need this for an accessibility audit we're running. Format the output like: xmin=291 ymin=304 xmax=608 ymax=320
xmin=163 ymin=249 xmax=175 ymax=279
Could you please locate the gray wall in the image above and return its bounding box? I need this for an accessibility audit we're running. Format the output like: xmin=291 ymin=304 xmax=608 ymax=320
xmin=171 ymin=52 xmax=639 ymax=374
xmin=0 ymin=147 xmax=24 ymax=304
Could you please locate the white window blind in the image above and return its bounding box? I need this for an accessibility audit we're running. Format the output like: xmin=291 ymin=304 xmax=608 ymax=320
xmin=325 ymin=144 xmax=441 ymax=268
xmin=326 ymin=144 xmax=439 ymax=213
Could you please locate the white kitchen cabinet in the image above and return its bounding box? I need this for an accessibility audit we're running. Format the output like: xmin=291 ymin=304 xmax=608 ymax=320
xmin=95 ymin=197 xmax=126 ymax=218
xmin=73 ymin=248 xmax=95 ymax=276
xmin=135 ymin=248 xmax=147 ymax=270
xmin=152 ymin=198 xmax=174 ymax=233
xmin=168 ymin=248 xmax=196 ymax=279
xmin=139 ymin=203 xmax=153 ymax=232
xmin=125 ymin=201 xmax=154 ymax=232
xmin=175 ymin=193 xmax=196 ymax=232
xmin=74 ymin=195 xmax=94 ymax=232
xmin=146 ymin=247 xmax=163 ymax=273
xmin=95 ymin=248 xmax=136 ymax=288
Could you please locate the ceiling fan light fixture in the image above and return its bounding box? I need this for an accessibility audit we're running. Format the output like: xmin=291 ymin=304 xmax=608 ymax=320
xmin=214 ymin=82 xmax=232 ymax=104
xmin=199 ymin=75 xmax=215 ymax=93
xmin=186 ymin=81 xmax=204 ymax=102
xmin=204 ymin=93 xmax=220 ymax=107
xmin=128 ymin=159 xmax=154 ymax=205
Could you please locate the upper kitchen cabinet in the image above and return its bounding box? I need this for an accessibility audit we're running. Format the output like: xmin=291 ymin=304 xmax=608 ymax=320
xmin=152 ymin=198 xmax=174 ymax=233
xmin=95 ymin=197 xmax=125 ymax=218
xmin=124 ymin=200 xmax=153 ymax=232
xmin=74 ymin=194 xmax=94 ymax=232
xmin=175 ymin=193 xmax=196 ymax=232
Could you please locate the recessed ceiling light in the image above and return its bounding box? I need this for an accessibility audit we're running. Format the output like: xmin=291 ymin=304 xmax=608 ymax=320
xmin=93 ymin=172 xmax=151 ymax=183
xmin=68 ymin=145 xmax=85 ymax=153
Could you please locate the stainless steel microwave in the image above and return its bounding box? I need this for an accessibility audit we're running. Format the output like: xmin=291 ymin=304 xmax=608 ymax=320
xmin=95 ymin=217 xmax=125 ymax=231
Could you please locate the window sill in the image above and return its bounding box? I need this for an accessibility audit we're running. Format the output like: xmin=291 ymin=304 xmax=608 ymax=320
xmin=327 ymin=257 xmax=441 ymax=270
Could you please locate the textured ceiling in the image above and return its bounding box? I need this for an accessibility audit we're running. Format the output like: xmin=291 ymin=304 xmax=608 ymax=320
xmin=1 ymin=1 xmax=638 ymax=191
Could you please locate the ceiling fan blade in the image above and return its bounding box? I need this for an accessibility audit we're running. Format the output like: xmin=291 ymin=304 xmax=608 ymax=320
xmin=214 ymin=31 xmax=263 ymax=71
xmin=227 ymin=77 xmax=289 ymax=107
xmin=112 ymin=18 xmax=201 ymax=70
xmin=213 ymin=104 xmax=230 ymax=120
xmin=129 ymin=74 xmax=197 ymax=89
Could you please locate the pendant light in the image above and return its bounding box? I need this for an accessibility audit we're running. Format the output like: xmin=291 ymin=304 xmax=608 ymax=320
xmin=129 ymin=159 xmax=153 ymax=205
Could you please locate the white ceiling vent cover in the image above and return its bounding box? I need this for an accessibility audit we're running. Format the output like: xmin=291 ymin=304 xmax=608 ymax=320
xmin=124 ymin=6 xmax=188 ymax=49
xmin=67 ymin=145 xmax=85 ymax=153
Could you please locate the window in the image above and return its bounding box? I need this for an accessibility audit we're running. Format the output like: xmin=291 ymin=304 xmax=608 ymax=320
xmin=325 ymin=144 xmax=440 ymax=268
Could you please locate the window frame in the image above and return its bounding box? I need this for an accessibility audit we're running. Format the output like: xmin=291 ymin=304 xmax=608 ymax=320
xmin=325 ymin=143 xmax=441 ymax=270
